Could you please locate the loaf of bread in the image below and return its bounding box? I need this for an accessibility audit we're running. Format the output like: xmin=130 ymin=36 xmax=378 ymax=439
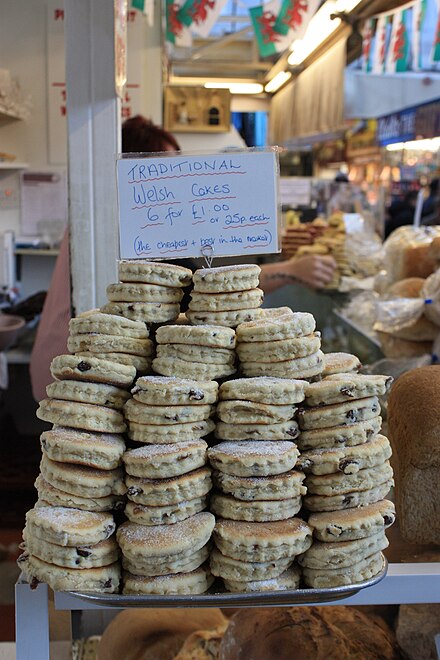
xmin=96 ymin=608 xmax=227 ymax=660
xmin=396 ymin=604 xmax=440 ymax=660
xmin=383 ymin=226 xmax=440 ymax=285
xmin=219 ymin=607 xmax=400 ymax=660
xmin=388 ymin=366 xmax=440 ymax=544
xmin=429 ymin=236 xmax=440 ymax=262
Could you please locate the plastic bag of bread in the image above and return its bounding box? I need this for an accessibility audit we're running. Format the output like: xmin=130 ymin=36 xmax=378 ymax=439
xmin=374 ymin=277 xmax=439 ymax=342
xmin=382 ymin=225 xmax=440 ymax=285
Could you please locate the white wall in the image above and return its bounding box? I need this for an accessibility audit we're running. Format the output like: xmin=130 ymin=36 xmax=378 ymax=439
xmin=0 ymin=0 xmax=162 ymax=295
xmin=0 ymin=1 xmax=66 ymax=237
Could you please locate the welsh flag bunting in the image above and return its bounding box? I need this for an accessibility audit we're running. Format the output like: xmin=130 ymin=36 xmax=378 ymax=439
xmin=131 ymin=0 xmax=154 ymax=25
xmin=249 ymin=0 xmax=292 ymax=57
xmin=361 ymin=18 xmax=376 ymax=72
xmin=166 ymin=0 xmax=193 ymax=46
xmin=363 ymin=0 xmax=440 ymax=73
xmin=412 ymin=0 xmax=427 ymax=69
xmin=386 ymin=3 xmax=414 ymax=73
xmin=178 ymin=0 xmax=228 ymax=38
xmin=372 ymin=14 xmax=392 ymax=73
xmin=431 ymin=0 xmax=440 ymax=61
xmin=274 ymin=0 xmax=320 ymax=39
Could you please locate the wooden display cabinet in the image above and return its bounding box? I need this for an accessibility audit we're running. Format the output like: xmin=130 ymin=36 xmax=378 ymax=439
xmin=164 ymin=86 xmax=231 ymax=133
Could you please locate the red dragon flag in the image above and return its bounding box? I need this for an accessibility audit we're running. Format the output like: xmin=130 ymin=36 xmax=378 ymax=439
xmin=385 ymin=1 xmax=415 ymax=73
xmin=178 ymin=0 xmax=228 ymax=38
xmin=274 ymin=0 xmax=320 ymax=39
xmin=372 ymin=13 xmax=392 ymax=73
xmin=166 ymin=0 xmax=193 ymax=46
xmin=250 ymin=0 xmax=292 ymax=57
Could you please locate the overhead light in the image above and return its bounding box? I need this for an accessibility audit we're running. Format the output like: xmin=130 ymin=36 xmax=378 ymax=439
xmin=265 ymin=71 xmax=292 ymax=93
xmin=288 ymin=0 xmax=341 ymax=66
xmin=386 ymin=138 xmax=440 ymax=152
xmin=204 ymin=82 xmax=264 ymax=94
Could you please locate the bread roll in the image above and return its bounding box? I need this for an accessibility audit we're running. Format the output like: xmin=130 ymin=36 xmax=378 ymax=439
xmin=387 ymin=315 xmax=439 ymax=342
xmin=387 ymin=278 xmax=425 ymax=298
xmin=97 ymin=608 xmax=227 ymax=660
xmin=377 ymin=332 xmax=432 ymax=359
xmin=388 ymin=366 xmax=440 ymax=544
xmin=219 ymin=607 xmax=400 ymax=660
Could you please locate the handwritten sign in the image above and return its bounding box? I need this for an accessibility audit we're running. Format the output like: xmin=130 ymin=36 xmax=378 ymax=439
xmin=117 ymin=150 xmax=280 ymax=259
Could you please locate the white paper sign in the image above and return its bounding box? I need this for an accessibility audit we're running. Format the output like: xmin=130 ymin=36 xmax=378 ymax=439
xmin=117 ymin=150 xmax=280 ymax=259
xmin=279 ymin=177 xmax=312 ymax=206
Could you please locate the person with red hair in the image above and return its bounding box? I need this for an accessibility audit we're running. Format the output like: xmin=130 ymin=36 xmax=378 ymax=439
xmin=122 ymin=115 xmax=180 ymax=153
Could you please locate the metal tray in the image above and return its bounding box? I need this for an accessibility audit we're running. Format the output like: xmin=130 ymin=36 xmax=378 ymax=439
xmin=65 ymin=554 xmax=387 ymax=608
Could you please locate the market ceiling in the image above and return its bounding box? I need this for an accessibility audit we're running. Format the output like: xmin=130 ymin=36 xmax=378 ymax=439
xmin=168 ymin=0 xmax=410 ymax=91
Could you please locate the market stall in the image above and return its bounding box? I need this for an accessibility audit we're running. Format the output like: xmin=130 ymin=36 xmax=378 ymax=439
xmin=8 ymin=1 xmax=440 ymax=658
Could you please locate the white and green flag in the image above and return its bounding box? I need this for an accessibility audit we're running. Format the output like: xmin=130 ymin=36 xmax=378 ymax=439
xmin=431 ymin=0 xmax=440 ymax=63
xmin=386 ymin=2 xmax=414 ymax=73
xmin=372 ymin=14 xmax=393 ymax=73
xmin=166 ymin=0 xmax=193 ymax=46
xmin=273 ymin=0 xmax=320 ymax=39
xmin=178 ymin=0 xmax=228 ymax=37
xmin=250 ymin=0 xmax=292 ymax=57
xmin=362 ymin=17 xmax=377 ymax=72
xmin=131 ymin=0 xmax=154 ymax=25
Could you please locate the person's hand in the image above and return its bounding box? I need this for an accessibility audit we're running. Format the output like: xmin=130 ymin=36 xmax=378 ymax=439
xmin=289 ymin=255 xmax=337 ymax=289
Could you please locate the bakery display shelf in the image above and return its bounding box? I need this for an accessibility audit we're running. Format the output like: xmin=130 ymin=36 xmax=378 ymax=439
xmin=61 ymin=555 xmax=387 ymax=608
xmin=16 ymin=561 xmax=440 ymax=659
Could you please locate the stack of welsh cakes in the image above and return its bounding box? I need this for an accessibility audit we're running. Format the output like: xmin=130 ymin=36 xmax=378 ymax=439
xmin=153 ymin=325 xmax=237 ymax=381
xmin=236 ymin=310 xmax=324 ymax=380
xmin=19 ymin=507 xmax=120 ymax=593
xmin=36 ymin=330 xmax=138 ymax=513
xmin=101 ymin=259 xmax=193 ymax=324
xmin=119 ymin=377 xmax=218 ymax=595
xmin=296 ymin=371 xmax=395 ymax=588
xmin=68 ymin=311 xmax=154 ymax=375
xmin=208 ymin=377 xmax=312 ymax=592
xmin=185 ymin=265 xmax=264 ymax=328
xmin=22 ymin=316 xmax=141 ymax=592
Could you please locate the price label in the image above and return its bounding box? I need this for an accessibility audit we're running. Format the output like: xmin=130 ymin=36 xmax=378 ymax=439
xmin=117 ymin=149 xmax=280 ymax=259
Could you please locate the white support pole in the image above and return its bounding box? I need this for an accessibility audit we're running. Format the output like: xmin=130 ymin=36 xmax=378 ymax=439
xmin=15 ymin=581 xmax=50 ymax=660
xmin=65 ymin=0 xmax=121 ymax=313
